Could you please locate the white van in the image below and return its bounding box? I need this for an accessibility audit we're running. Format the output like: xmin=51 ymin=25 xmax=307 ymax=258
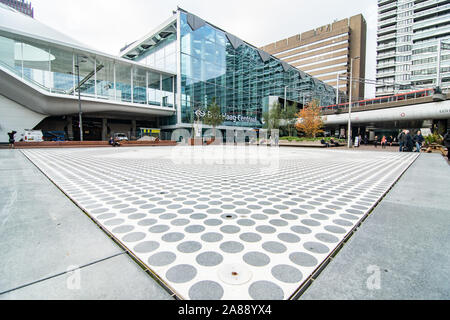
xmin=22 ymin=130 xmax=44 ymax=142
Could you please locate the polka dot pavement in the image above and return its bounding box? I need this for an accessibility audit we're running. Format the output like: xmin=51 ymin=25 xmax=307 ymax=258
xmin=22 ymin=146 xmax=418 ymax=300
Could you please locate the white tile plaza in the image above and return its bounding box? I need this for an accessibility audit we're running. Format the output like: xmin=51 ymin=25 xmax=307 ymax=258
xmin=22 ymin=146 xmax=419 ymax=300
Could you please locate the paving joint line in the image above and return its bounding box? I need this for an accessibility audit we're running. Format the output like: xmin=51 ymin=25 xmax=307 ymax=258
xmin=18 ymin=150 xmax=180 ymax=300
xmin=289 ymin=153 xmax=421 ymax=300
xmin=0 ymin=252 xmax=127 ymax=296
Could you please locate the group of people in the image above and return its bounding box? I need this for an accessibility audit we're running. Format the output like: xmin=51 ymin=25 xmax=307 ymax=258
xmin=320 ymin=138 xmax=340 ymax=148
xmin=396 ymin=130 xmax=424 ymax=153
xmin=366 ymin=130 xmax=424 ymax=152
xmin=374 ymin=135 xmax=396 ymax=149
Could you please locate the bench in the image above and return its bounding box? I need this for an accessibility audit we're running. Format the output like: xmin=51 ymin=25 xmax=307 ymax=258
xmin=423 ymin=143 xmax=448 ymax=156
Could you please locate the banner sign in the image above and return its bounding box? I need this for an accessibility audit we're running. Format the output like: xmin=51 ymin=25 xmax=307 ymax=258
xmin=195 ymin=110 xmax=258 ymax=124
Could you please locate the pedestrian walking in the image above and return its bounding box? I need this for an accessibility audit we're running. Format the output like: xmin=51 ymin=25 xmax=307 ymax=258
xmin=7 ymin=130 xmax=17 ymax=149
xmin=381 ymin=136 xmax=387 ymax=149
xmin=405 ymin=130 xmax=414 ymax=152
xmin=374 ymin=136 xmax=378 ymax=148
xmin=413 ymin=130 xmax=424 ymax=153
xmin=444 ymin=129 xmax=450 ymax=160
xmin=388 ymin=136 xmax=394 ymax=147
xmin=398 ymin=130 xmax=406 ymax=152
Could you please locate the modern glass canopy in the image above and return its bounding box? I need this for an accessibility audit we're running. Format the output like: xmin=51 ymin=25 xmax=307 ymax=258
xmin=0 ymin=30 xmax=177 ymax=109
xmin=122 ymin=9 xmax=337 ymax=129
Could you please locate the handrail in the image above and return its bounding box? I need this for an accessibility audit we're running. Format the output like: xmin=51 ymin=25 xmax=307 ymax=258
xmin=0 ymin=60 xmax=177 ymax=110
xmin=321 ymin=88 xmax=436 ymax=111
xmin=0 ymin=60 xmax=55 ymax=93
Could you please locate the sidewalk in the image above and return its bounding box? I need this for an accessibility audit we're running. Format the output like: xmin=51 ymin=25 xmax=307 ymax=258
xmin=0 ymin=150 xmax=173 ymax=300
xmin=0 ymin=149 xmax=448 ymax=300
xmin=299 ymin=153 xmax=450 ymax=300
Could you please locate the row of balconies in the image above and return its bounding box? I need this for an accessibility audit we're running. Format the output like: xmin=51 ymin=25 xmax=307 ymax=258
xmin=379 ymin=1 xmax=397 ymax=14
xmin=413 ymin=24 xmax=450 ymax=41
xmin=377 ymin=50 xmax=397 ymax=59
xmin=414 ymin=0 xmax=449 ymax=12
xmin=378 ymin=16 xmax=398 ymax=28
xmin=378 ymin=0 xmax=397 ymax=8
xmin=379 ymin=9 xmax=398 ymax=21
xmin=414 ymin=3 xmax=450 ymax=19
xmin=414 ymin=12 xmax=450 ymax=31
xmin=378 ymin=32 xmax=397 ymax=42
xmin=378 ymin=24 xmax=398 ymax=34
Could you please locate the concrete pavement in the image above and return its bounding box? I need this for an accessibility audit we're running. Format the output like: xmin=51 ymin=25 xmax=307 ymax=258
xmin=299 ymin=153 xmax=450 ymax=300
xmin=0 ymin=149 xmax=173 ymax=300
xmin=0 ymin=149 xmax=448 ymax=300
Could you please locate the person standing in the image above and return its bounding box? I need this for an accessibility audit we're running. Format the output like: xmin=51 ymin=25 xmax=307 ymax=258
xmin=381 ymin=136 xmax=387 ymax=149
xmin=413 ymin=130 xmax=424 ymax=153
xmin=7 ymin=131 xmax=17 ymax=149
xmin=374 ymin=136 xmax=378 ymax=148
xmin=397 ymin=130 xmax=406 ymax=152
xmin=388 ymin=136 xmax=393 ymax=147
xmin=405 ymin=130 xmax=414 ymax=152
xmin=444 ymin=129 xmax=450 ymax=160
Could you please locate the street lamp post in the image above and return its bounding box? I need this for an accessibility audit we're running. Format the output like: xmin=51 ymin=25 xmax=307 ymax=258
xmin=284 ymin=85 xmax=288 ymax=110
xmin=347 ymin=56 xmax=360 ymax=148
xmin=336 ymin=73 xmax=340 ymax=105
xmin=437 ymin=39 xmax=442 ymax=89
xmin=75 ymin=55 xmax=83 ymax=142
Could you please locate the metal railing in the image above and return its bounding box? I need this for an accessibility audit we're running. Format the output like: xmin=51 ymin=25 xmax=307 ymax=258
xmin=320 ymin=88 xmax=436 ymax=112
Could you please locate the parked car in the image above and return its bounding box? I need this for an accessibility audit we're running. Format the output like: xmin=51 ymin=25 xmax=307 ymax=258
xmin=21 ymin=130 xmax=44 ymax=142
xmin=114 ymin=133 xmax=129 ymax=141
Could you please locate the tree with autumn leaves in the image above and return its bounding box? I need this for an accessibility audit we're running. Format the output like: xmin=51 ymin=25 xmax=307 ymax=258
xmin=295 ymin=99 xmax=324 ymax=138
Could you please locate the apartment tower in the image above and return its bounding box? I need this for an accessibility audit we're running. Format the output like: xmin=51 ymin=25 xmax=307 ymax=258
xmin=376 ymin=0 xmax=450 ymax=97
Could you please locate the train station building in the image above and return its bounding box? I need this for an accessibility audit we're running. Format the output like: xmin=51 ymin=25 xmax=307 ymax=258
xmin=0 ymin=4 xmax=337 ymax=143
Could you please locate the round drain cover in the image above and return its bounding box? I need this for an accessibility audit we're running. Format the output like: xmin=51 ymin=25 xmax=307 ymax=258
xmin=217 ymin=264 xmax=252 ymax=285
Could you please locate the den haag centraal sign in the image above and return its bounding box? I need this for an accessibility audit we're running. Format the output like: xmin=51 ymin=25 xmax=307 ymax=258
xmin=195 ymin=110 xmax=258 ymax=124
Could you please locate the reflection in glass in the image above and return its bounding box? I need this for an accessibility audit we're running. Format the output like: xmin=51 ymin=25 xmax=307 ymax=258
xmin=50 ymin=46 xmax=75 ymax=94
xmin=22 ymin=39 xmax=53 ymax=89
xmin=95 ymin=57 xmax=115 ymax=100
xmin=162 ymin=75 xmax=174 ymax=107
xmin=115 ymin=63 xmax=132 ymax=103
xmin=75 ymin=54 xmax=95 ymax=98
xmin=148 ymin=71 xmax=161 ymax=106
xmin=133 ymin=67 xmax=147 ymax=104
xmin=178 ymin=11 xmax=336 ymax=127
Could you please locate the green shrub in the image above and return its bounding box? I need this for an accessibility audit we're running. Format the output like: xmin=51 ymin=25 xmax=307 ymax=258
xmin=425 ymin=133 xmax=443 ymax=145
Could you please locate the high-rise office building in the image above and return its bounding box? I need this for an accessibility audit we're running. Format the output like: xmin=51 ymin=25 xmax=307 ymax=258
xmin=260 ymin=15 xmax=367 ymax=102
xmin=376 ymin=0 xmax=450 ymax=97
xmin=0 ymin=0 xmax=33 ymax=17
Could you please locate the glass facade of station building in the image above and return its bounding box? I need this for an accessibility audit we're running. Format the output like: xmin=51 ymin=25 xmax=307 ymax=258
xmin=0 ymin=2 xmax=176 ymax=109
xmin=122 ymin=9 xmax=337 ymax=132
xmin=0 ymin=31 xmax=176 ymax=107
xmin=0 ymin=4 xmax=336 ymax=141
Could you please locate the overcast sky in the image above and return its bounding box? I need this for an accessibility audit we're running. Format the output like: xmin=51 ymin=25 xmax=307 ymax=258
xmin=31 ymin=0 xmax=378 ymax=97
